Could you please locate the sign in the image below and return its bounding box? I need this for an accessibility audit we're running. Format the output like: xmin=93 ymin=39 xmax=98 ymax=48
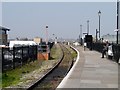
xmin=85 ymin=35 xmax=93 ymax=43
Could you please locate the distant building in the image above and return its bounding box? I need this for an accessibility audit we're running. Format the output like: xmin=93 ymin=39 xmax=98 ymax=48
xmin=34 ymin=37 xmax=42 ymax=45
xmin=19 ymin=37 xmax=29 ymax=41
xmin=73 ymin=41 xmax=80 ymax=46
xmin=0 ymin=26 xmax=10 ymax=45
xmin=102 ymin=34 xmax=116 ymax=43
xmin=9 ymin=41 xmax=37 ymax=48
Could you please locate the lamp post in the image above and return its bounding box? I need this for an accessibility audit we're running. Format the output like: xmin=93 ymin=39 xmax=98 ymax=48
xmin=117 ymin=0 xmax=119 ymax=44
xmin=80 ymin=25 xmax=82 ymax=45
xmin=98 ymin=10 xmax=101 ymax=40
xmin=53 ymin=34 xmax=55 ymax=42
xmin=87 ymin=20 xmax=89 ymax=35
xmin=96 ymin=29 xmax=98 ymax=42
xmin=46 ymin=25 xmax=48 ymax=44
xmin=0 ymin=28 xmax=3 ymax=44
xmin=80 ymin=25 xmax=82 ymax=38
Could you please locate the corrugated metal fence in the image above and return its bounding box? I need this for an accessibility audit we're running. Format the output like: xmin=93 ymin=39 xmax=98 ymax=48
xmin=1 ymin=45 xmax=37 ymax=72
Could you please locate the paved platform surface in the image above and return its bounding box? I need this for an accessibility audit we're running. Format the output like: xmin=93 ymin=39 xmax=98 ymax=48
xmin=57 ymin=46 xmax=118 ymax=89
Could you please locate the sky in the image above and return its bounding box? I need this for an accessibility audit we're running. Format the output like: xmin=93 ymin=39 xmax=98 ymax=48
xmin=1 ymin=2 xmax=117 ymax=40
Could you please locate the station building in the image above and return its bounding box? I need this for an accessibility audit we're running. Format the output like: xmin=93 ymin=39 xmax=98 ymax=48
xmin=33 ymin=37 xmax=42 ymax=45
xmin=0 ymin=26 xmax=10 ymax=45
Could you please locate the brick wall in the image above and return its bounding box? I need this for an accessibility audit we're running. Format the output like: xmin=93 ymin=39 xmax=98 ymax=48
xmin=37 ymin=52 xmax=50 ymax=60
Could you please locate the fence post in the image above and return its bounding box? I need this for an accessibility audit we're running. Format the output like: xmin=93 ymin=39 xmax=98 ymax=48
xmin=27 ymin=46 xmax=29 ymax=62
xmin=21 ymin=46 xmax=23 ymax=65
xmin=32 ymin=46 xmax=34 ymax=61
xmin=13 ymin=47 xmax=15 ymax=69
xmin=2 ymin=47 xmax=4 ymax=72
xmin=35 ymin=45 xmax=38 ymax=60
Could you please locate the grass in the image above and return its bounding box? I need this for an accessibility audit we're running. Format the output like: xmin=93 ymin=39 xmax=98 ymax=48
xmin=66 ymin=45 xmax=77 ymax=59
xmin=2 ymin=60 xmax=43 ymax=87
xmin=36 ymin=44 xmax=78 ymax=89
xmin=2 ymin=44 xmax=62 ymax=88
xmin=71 ymin=50 xmax=77 ymax=59
xmin=0 ymin=73 xmax=2 ymax=88
xmin=50 ymin=44 xmax=62 ymax=60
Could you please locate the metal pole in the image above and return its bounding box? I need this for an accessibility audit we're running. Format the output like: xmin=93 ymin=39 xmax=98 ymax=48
xmin=87 ymin=20 xmax=89 ymax=35
xmin=80 ymin=25 xmax=82 ymax=45
xmin=99 ymin=15 xmax=100 ymax=39
xmin=45 ymin=25 xmax=49 ymax=54
xmin=117 ymin=0 xmax=119 ymax=44
xmin=96 ymin=29 xmax=98 ymax=42
xmin=1 ymin=33 xmax=2 ymax=45
xmin=2 ymin=47 xmax=3 ymax=72
xmin=53 ymin=34 xmax=55 ymax=42
xmin=13 ymin=47 xmax=15 ymax=69
xmin=98 ymin=10 xmax=101 ymax=40
xmin=80 ymin=25 xmax=82 ymax=38
xmin=46 ymin=25 xmax=48 ymax=45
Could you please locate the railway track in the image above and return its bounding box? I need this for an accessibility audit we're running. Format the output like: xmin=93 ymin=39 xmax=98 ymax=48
xmin=27 ymin=43 xmax=75 ymax=90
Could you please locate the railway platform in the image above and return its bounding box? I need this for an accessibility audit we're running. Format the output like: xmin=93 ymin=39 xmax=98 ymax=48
xmin=57 ymin=46 xmax=118 ymax=89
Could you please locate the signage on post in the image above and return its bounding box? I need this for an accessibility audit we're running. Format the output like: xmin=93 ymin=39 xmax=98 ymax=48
xmin=85 ymin=35 xmax=93 ymax=43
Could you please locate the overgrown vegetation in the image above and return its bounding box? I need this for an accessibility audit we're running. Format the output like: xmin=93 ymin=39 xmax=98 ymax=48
xmin=50 ymin=44 xmax=62 ymax=60
xmin=66 ymin=45 xmax=77 ymax=59
xmin=0 ymin=73 xmax=2 ymax=88
xmin=36 ymin=44 xmax=78 ymax=89
xmin=2 ymin=60 xmax=43 ymax=87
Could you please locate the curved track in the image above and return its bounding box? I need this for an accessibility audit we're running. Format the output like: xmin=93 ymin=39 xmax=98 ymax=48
xmin=27 ymin=43 xmax=75 ymax=90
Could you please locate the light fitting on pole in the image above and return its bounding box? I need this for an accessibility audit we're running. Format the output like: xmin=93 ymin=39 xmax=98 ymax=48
xmin=98 ymin=10 xmax=101 ymax=16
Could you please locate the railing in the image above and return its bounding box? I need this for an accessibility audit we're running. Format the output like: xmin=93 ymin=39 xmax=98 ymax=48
xmin=87 ymin=42 xmax=120 ymax=63
xmin=87 ymin=42 xmax=105 ymax=53
xmin=1 ymin=45 xmax=37 ymax=72
xmin=112 ymin=44 xmax=120 ymax=62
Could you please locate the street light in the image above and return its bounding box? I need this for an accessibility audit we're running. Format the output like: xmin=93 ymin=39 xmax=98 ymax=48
xmin=98 ymin=10 xmax=101 ymax=40
xmin=96 ymin=29 xmax=98 ymax=42
xmin=80 ymin=25 xmax=82 ymax=38
xmin=46 ymin=25 xmax=48 ymax=44
xmin=116 ymin=0 xmax=119 ymax=44
xmin=52 ymin=34 xmax=57 ymax=44
xmin=80 ymin=25 xmax=82 ymax=45
xmin=87 ymin=20 xmax=89 ymax=35
xmin=52 ymin=34 xmax=55 ymax=42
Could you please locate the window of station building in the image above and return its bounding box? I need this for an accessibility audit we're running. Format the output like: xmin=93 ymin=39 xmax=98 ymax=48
xmin=0 ymin=30 xmax=6 ymax=34
xmin=0 ymin=30 xmax=2 ymax=35
xmin=0 ymin=39 xmax=2 ymax=44
xmin=2 ymin=30 xmax=6 ymax=34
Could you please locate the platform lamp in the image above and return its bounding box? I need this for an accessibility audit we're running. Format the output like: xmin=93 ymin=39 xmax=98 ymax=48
xmin=80 ymin=25 xmax=82 ymax=45
xmin=98 ymin=10 xmax=101 ymax=40
xmin=116 ymin=0 xmax=119 ymax=44
xmin=87 ymin=20 xmax=89 ymax=35
xmin=46 ymin=25 xmax=48 ymax=45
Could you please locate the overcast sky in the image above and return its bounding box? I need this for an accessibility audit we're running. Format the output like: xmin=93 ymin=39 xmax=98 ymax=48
xmin=2 ymin=2 xmax=117 ymax=40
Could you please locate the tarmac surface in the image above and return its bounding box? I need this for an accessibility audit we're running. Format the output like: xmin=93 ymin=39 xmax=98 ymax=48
xmin=57 ymin=46 xmax=118 ymax=89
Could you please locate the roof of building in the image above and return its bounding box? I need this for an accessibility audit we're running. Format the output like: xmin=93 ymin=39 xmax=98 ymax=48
xmin=0 ymin=26 xmax=10 ymax=31
xmin=9 ymin=41 xmax=37 ymax=47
